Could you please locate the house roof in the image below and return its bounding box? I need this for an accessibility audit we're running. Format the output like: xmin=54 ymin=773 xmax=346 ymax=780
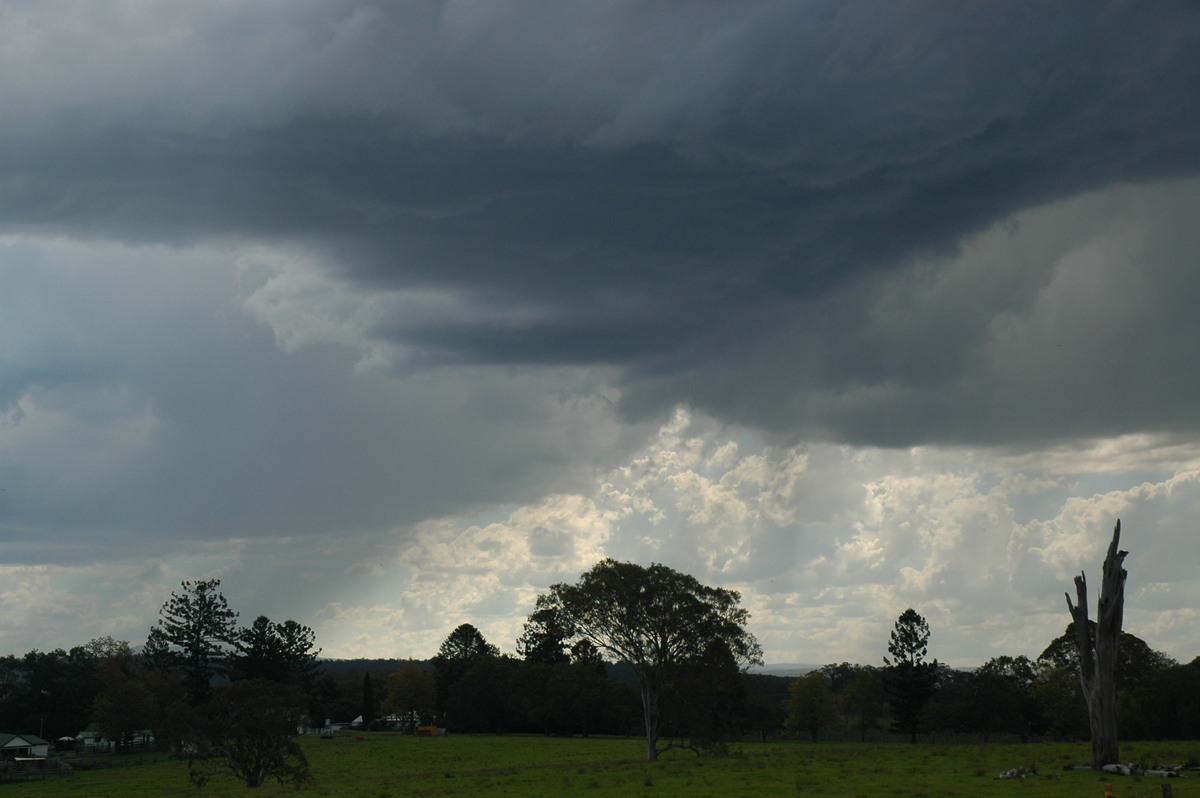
xmin=0 ymin=733 xmax=50 ymax=747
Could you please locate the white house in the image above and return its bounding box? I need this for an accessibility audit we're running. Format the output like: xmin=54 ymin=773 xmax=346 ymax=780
xmin=0 ymin=733 xmax=50 ymax=758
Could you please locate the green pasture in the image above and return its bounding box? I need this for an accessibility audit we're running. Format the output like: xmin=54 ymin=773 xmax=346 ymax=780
xmin=7 ymin=735 xmax=1199 ymax=797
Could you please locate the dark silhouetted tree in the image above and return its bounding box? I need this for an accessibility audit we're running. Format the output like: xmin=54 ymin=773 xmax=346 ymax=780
xmin=0 ymin=647 xmax=105 ymax=741
xmin=142 ymin=625 xmax=175 ymax=672
xmin=570 ymin=639 xmax=606 ymax=675
xmin=437 ymin=623 xmax=499 ymax=663
xmin=92 ymin=639 xmax=186 ymax=751
xmin=382 ymin=666 xmax=437 ymax=725
xmin=883 ymin=608 xmax=938 ymax=743
xmin=1039 ymin=622 xmax=1173 ymax=692
xmin=785 ymin=671 xmax=841 ymax=742
xmin=1032 ymin=657 xmax=1089 ymax=740
xmin=153 ymin=579 xmax=238 ymax=706
xmin=659 ymin=638 xmax=746 ymax=753
xmin=231 ymin=616 xmax=320 ymax=692
xmin=844 ymin=665 xmax=885 ymax=742
xmin=442 ymin=654 xmax=520 ymax=732
xmin=1124 ymin=657 xmax=1200 ymax=739
xmin=972 ymin=655 xmax=1040 ymax=742
xmin=517 ymin=608 xmax=571 ymax=666
xmin=544 ymin=659 xmax=613 ymax=735
xmin=432 ymin=623 xmax=499 ymax=715
xmin=532 ymin=559 xmax=762 ymax=760
xmin=189 ymin=679 xmax=310 ymax=789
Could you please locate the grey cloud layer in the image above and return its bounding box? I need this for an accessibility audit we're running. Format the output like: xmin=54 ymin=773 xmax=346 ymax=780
xmin=7 ymin=1 xmax=1200 ymax=664
xmin=0 ymin=240 xmax=645 ymax=551
xmin=4 ymin=1 xmax=1200 ymax=447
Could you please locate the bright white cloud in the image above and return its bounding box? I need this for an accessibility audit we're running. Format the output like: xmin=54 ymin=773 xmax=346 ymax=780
xmin=281 ymin=410 xmax=1200 ymax=666
xmin=5 ymin=399 xmax=1197 ymax=667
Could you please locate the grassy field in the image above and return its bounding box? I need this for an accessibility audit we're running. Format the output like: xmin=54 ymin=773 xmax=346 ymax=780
xmin=6 ymin=735 xmax=1199 ymax=797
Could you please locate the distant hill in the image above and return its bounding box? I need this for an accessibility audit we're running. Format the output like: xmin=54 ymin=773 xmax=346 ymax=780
xmin=748 ymin=663 xmax=820 ymax=677
xmin=318 ymin=658 xmax=432 ymax=677
xmin=315 ymin=659 xmax=824 ymax=679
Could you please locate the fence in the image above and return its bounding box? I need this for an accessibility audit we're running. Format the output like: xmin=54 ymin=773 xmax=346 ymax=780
xmin=0 ymin=757 xmax=73 ymax=783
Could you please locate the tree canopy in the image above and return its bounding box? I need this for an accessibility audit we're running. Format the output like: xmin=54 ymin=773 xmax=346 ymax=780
xmin=785 ymin=671 xmax=841 ymax=742
xmin=382 ymin=666 xmax=437 ymax=725
xmin=885 ymin=608 xmax=930 ymax=668
xmin=517 ymin=607 xmax=572 ymax=666
xmin=532 ymin=559 xmax=762 ymax=760
xmin=231 ymin=616 xmax=321 ymax=689
xmin=188 ymin=679 xmax=310 ymax=789
xmin=972 ymin=655 xmax=1040 ymax=742
xmin=436 ymin=623 xmax=499 ymax=664
xmin=432 ymin=623 xmax=500 ymax=720
xmin=1038 ymin=622 xmax=1175 ymax=691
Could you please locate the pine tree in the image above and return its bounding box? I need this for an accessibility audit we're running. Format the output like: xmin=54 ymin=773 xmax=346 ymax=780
xmin=153 ymin=579 xmax=238 ymax=706
xmin=883 ymin=608 xmax=938 ymax=743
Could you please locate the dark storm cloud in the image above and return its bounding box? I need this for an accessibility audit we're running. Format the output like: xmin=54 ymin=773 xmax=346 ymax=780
xmin=4 ymin=0 xmax=1200 ymax=445
xmin=0 ymin=239 xmax=644 ymax=552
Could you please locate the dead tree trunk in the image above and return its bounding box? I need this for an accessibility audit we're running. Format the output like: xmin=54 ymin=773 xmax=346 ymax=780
xmin=1064 ymin=520 xmax=1128 ymax=771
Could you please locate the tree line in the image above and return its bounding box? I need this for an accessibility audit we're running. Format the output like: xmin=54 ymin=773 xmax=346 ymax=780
xmin=3 ymin=561 xmax=1200 ymax=781
xmin=784 ymin=610 xmax=1196 ymax=745
xmin=373 ymin=562 xmax=1200 ymax=755
xmin=0 ymin=579 xmax=327 ymax=786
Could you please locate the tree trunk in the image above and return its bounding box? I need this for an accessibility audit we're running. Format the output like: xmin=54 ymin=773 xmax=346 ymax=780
xmin=1065 ymin=520 xmax=1127 ymax=771
xmin=640 ymin=679 xmax=660 ymax=761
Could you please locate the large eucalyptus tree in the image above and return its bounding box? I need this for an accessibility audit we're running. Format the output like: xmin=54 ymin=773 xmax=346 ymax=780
xmin=532 ymin=559 xmax=762 ymax=760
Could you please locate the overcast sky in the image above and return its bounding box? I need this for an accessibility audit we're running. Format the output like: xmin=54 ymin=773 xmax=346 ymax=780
xmin=3 ymin=1 xmax=1200 ymax=669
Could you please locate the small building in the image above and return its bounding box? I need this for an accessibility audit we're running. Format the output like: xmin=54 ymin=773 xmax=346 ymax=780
xmin=374 ymin=713 xmax=419 ymax=733
xmin=76 ymin=723 xmax=154 ymax=752
xmin=0 ymin=733 xmax=50 ymax=759
xmin=76 ymin=723 xmax=103 ymax=750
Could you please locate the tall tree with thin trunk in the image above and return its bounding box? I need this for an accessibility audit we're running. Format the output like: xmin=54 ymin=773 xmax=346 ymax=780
xmin=1065 ymin=520 xmax=1128 ymax=770
xmin=883 ymin=608 xmax=938 ymax=743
